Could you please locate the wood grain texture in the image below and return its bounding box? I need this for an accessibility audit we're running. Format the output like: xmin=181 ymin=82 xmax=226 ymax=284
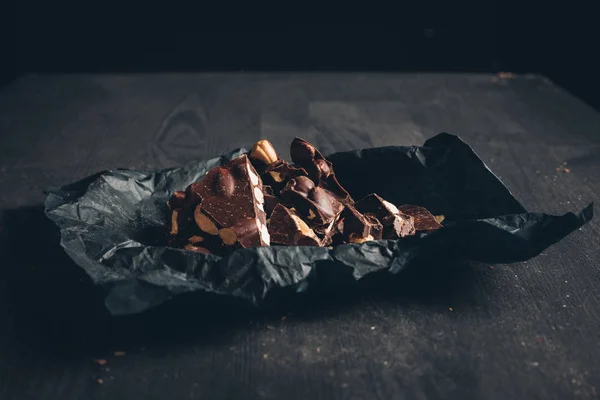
xmin=0 ymin=73 xmax=599 ymax=400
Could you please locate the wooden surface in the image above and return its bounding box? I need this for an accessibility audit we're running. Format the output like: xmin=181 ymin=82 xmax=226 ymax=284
xmin=0 ymin=73 xmax=599 ymax=400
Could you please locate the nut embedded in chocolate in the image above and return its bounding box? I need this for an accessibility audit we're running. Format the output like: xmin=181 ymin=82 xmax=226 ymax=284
xmin=260 ymin=160 xmax=308 ymax=195
xmin=280 ymin=176 xmax=344 ymax=226
xmin=268 ymin=204 xmax=321 ymax=246
xmin=249 ymin=139 xmax=279 ymax=167
xmin=339 ymin=205 xmax=383 ymax=243
xmin=169 ymin=208 xmax=184 ymax=236
xmin=194 ymin=205 xmax=219 ymax=235
xmin=219 ymin=217 xmax=270 ymax=248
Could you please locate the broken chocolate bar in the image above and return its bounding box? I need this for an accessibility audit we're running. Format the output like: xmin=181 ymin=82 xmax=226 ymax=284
xmin=338 ymin=205 xmax=383 ymax=243
xmin=280 ymin=176 xmax=344 ymax=226
xmin=290 ymin=137 xmax=353 ymax=204
xmin=195 ymin=154 xmax=270 ymax=246
xmin=354 ymin=194 xmax=416 ymax=238
xmin=268 ymin=204 xmax=321 ymax=246
xmin=398 ymin=205 xmax=443 ymax=231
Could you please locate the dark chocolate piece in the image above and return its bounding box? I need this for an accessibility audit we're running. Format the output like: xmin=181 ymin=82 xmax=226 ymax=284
xmin=268 ymin=204 xmax=321 ymax=246
xmin=355 ymin=194 xmax=416 ymax=238
xmin=167 ymin=191 xmax=185 ymax=210
xmin=263 ymin=185 xmax=284 ymax=217
xmin=398 ymin=205 xmax=443 ymax=231
xmin=183 ymin=183 xmax=203 ymax=212
xmin=389 ymin=212 xmax=416 ymax=238
xmin=280 ymin=176 xmax=344 ymax=226
xmin=261 ymin=160 xmax=308 ymax=194
xmin=290 ymin=137 xmax=353 ymax=204
xmin=196 ymin=154 xmax=269 ymax=246
xmin=339 ymin=205 xmax=383 ymax=243
xmin=312 ymin=218 xmax=338 ymax=246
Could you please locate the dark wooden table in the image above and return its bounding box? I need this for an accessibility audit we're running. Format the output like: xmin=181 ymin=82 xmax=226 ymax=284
xmin=0 ymin=73 xmax=599 ymax=400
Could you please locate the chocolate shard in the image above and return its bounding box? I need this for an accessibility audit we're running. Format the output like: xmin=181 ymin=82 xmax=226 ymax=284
xmin=389 ymin=213 xmax=416 ymax=238
xmin=290 ymin=137 xmax=353 ymax=204
xmin=268 ymin=204 xmax=321 ymax=246
xmin=280 ymin=176 xmax=344 ymax=226
xmin=313 ymin=218 xmax=338 ymax=246
xmin=261 ymin=160 xmax=308 ymax=195
xmin=339 ymin=205 xmax=383 ymax=243
xmin=167 ymin=191 xmax=185 ymax=210
xmin=398 ymin=205 xmax=443 ymax=231
xmin=355 ymin=194 xmax=416 ymax=238
xmin=196 ymin=154 xmax=269 ymax=246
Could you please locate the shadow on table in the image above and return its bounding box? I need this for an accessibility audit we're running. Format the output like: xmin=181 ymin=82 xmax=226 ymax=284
xmin=0 ymin=205 xmax=488 ymax=362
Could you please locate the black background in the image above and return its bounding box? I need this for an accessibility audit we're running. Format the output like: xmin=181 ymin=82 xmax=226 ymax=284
xmin=4 ymin=4 xmax=600 ymax=110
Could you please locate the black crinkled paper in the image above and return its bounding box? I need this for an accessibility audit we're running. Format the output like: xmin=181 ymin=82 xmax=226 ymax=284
xmin=44 ymin=133 xmax=593 ymax=315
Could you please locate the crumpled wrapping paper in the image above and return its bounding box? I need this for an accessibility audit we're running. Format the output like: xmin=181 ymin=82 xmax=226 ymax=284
xmin=44 ymin=133 xmax=593 ymax=315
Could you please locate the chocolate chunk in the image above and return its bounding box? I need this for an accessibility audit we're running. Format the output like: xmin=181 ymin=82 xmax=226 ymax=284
xmin=355 ymin=194 xmax=416 ymax=238
xmin=398 ymin=205 xmax=443 ymax=231
xmin=339 ymin=205 xmax=383 ymax=243
xmin=196 ymin=154 xmax=269 ymax=246
xmin=389 ymin=213 xmax=416 ymax=238
xmin=313 ymin=218 xmax=338 ymax=246
xmin=167 ymin=191 xmax=185 ymax=210
xmin=268 ymin=204 xmax=321 ymax=246
xmin=280 ymin=176 xmax=344 ymax=226
xmin=261 ymin=160 xmax=308 ymax=195
xmin=290 ymin=137 xmax=353 ymax=204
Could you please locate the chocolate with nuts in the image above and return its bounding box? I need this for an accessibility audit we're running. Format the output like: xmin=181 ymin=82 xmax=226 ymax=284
xmin=280 ymin=176 xmax=344 ymax=226
xmin=354 ymin=194 xmax=416 ymax=238
xmin=398 ymin=205 xmax=443 ymax=231
xmin=261 ymin=160 xmax=308 ymax=195
xmin=268 ymin=204 xmax=321 ymax=246
xmin=195 ymin=154 xmax=270 ymax=246
xmin=167 ymin=137 xmax=442 ymax=255
xmin=338 ymin=205 xmax=383 ymax=243
xmin=248 ymin=139 xmax=280 ymax=172
xmin=290 ymin=137 xmax=353 ymax=205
